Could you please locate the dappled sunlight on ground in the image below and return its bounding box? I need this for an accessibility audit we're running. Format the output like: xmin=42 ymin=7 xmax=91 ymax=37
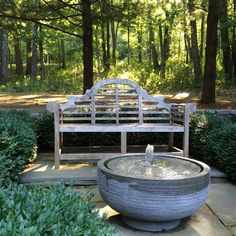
xmin=0 ymin=93 xmax=68 ymax=109
xmin=23 ymin=161 xmax=92 ymax=173
xmin=0 ymin=90 xmax=236 ymax=109
xmin=173 ymin=92 xmax=190 ymax=99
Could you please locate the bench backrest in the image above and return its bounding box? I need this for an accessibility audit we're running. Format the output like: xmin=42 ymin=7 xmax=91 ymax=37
xmin=60 ymin=79 xmax=173 ymax=125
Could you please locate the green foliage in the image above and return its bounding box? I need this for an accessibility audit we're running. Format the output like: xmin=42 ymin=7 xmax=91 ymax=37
xmin=190 ymin=112 xmax=236 ymax=180
xmin=35 ymin=112 xmax=54 ymax=149
xmin=0 ymin=64 xmax=83 ymax=93
xmin=105 ymin=60 xmax=197 ymax=93
xmin=0 ymin=112 xmax=37 ymax=186
xmin=0 ymin=184 xmax=114 ymax=236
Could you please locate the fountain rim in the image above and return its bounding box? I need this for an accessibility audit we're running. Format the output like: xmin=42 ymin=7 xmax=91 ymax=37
xmin=97 ymin=154 xmax=210 ymax=181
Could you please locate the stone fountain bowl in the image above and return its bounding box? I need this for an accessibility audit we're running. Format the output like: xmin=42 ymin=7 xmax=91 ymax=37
xmin=97 ymin=154 xmax=210 ymax=232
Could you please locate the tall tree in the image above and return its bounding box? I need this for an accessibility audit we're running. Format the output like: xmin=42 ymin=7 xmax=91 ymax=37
xmin=201 ymin=0 xmax=220 ymax=104
xmin=31 ymin=22 xmax=38 ymax=80
xmin=39 ymin=25 xmax=45 ymax=80
xmin=127 ymin=0 xmax=131 ymax=65
xmin=25 ymin=40 xmax=32 ymax=75
xmin=106 ymin=19 xmax=111 ymax=70
xmin=82 ymin=0 xmax=93 ymax=93
xmin=233 ymin=0 xmax=236 ymax=82
xmin=111 ymin=20 xmax=118 ymax=65
xmin=219 ymin=0 xmax=233 ymax=84
xmin=13 ymin=35 xmax=24 ymax=75
xmin=0 ymin=28 xmax=8 ymax=83
xmin=188 ymin=0 xmax=202 ymax=86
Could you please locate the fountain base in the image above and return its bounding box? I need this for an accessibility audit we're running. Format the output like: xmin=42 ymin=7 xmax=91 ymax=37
xmin=122 ymin=216 xmax=181 ymax=232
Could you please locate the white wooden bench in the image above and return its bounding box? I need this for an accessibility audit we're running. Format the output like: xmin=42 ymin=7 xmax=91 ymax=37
xmin=47 ymin=78 xmax=196 ymax=169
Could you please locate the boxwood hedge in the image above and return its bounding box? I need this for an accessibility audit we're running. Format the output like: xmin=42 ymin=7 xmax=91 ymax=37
xmin=0 ymin=112 xmax=37 ymax=186
xmin=190 ymin=112 xmax=236 ymax=180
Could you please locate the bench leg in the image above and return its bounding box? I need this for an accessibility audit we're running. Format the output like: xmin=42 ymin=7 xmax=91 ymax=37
xmin=168 ymin=132 xmax=174 ymax=151
xmin=54 ymin=104 xmax=60 ymax=169
xmin=121 ymin=132 xmax=127 ymax=154
xmin=55 ymin=132 xmax=60 ymax=169
xmin=183 ymin=131 xmax=189 ymax=157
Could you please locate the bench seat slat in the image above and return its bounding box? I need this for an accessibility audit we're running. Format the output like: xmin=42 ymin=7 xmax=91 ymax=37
xmin=143 ymin=117 xmax=170 ymax=121
xmin=59 ymin=123 xmax=184 ymax=132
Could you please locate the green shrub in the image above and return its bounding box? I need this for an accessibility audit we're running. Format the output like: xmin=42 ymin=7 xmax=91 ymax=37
xmin=0 ymin=184 xmax=114 ymax=236
xmin=190 ymin=112 xmax=236 ymax=180
xmin=0 ymin=112 xmax=37 ymax=186
xmin=206 ymin=123 xmax=236 ymax=180
xmin=35 ymin=112 xmax=54 ymax=149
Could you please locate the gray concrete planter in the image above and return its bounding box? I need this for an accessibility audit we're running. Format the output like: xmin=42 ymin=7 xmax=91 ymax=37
xmin=97 ymin=154 xmax=210 ymax=232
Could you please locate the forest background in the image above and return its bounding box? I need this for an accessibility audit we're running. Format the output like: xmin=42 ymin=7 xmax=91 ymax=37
xmin=0 ymin=0 xmax=235 ymax=106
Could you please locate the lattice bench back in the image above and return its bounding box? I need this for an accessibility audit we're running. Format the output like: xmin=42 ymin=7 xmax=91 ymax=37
xmin=60 ymin=79 xmax=172 ymax=125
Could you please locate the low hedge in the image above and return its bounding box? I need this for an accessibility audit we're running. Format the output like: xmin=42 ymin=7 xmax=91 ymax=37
xmin=190 ymin=112 xmax=236 ymax=180
xmin=0 ymin=184 xmax=114 ymax=236
xmin=0 ymin=112 xmax=37 ymax=186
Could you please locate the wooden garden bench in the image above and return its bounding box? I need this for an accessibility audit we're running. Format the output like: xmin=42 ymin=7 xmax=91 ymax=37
xmin=47 ymin=78 xmax=196 ymax=169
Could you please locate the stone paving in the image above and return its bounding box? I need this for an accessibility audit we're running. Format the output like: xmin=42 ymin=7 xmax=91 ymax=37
xmin=20 ymin=155 xmax=236 ymax=236
xmin=87 ymin=182 xmax=236 ymax=236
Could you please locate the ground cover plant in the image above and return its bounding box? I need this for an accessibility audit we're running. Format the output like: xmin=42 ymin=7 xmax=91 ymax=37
xmin=0 ymin=111 xmax=114 ymax=235
xmin=0 ymin=184 xmax=114 ymax=236
xmin=0 ymin=112 xmax=37 ymax=186
xmin=190 ymin=112 xmax=236 ymax=180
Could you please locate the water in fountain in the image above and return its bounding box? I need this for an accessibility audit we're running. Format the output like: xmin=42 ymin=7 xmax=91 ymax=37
xmin=107 ymin=145 xmax=201 ymax=179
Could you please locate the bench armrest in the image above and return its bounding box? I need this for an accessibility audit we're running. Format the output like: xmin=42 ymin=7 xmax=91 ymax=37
xmin=170 ymin=103 xmax=196 ymax=124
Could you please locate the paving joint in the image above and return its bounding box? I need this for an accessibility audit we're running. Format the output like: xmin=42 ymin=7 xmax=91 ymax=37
xmin=206 ymin=203 xmax=230 ymax=230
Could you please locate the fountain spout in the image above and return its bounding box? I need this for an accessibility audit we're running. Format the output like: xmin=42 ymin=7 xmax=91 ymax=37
xmin=145 ymin=144 xmax=154 ymax=165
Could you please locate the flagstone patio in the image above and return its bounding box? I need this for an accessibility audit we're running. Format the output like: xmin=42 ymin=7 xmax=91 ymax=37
xmin=20 ymin=153 xmax=236 ymax=236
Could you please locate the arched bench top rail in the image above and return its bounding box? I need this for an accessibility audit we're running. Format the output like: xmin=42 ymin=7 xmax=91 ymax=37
xmin=60 ymin=78 xmax=172 ymax=111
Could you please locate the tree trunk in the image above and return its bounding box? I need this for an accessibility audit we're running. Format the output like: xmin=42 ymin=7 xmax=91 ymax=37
xmin=159 ymin=24 xmax=166 ymax=79
xmin=25 ymin=40 xmax=32 ymax=75
xmin=95 ymin=25 xmax=101 ymax=78
xmin=82 ymin=0 xmax=93 ymax=93
xmin=137 ymin=24 xmax=142 ymax=63
xmin=8 ymin=47 xmax=13 ymax=74
xmin=111 ymin=20 xmax=118 ymax=65
xmin=31 ymin=22 xmax=38 ymax=80
xmin=233 ymin=0 xmax=236 ymax=83
xmin=101 ymin=21 xmax=106 ymax=69
xmin=106 ymin=20 xmax=110 ymax=70
xmin=219 ymin=0 xmax=233 ymax=84
xmin=200 ymin=15 xmax=205 ymax=58
xmin=164 ymin=27 xmax=170 ymax=61
xmin=58 ymin=39 xmax=61 ymax=68
xmin=14 ymin=38 xmax=24 ymax=75
xmin=183 ymin=1 xmax=190 ymax=64
xmin=60 ymin=39 xmax=66 ymax=69
xmin=150 ymin=27 xmax=159 ymax=71
xmin=39 ymin=25 xmax=45 ymax=80
xmin=0 ymin=28 xmax=8 ymax=83
xmin=189 ymin=0 xmax=202 ymax=86
xmin=201 ymin=0 xmax=220 ymax=104
xmin=127 ymin=0 xmax=131 ymax=65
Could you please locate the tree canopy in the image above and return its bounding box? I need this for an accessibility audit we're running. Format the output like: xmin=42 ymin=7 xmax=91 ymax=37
xmin=0 ymin=0 xmax=235 ymax=104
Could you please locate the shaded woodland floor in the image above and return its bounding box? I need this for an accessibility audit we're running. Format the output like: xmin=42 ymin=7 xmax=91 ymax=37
xmin=0 ymin=87 xmax=236 ymax=110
